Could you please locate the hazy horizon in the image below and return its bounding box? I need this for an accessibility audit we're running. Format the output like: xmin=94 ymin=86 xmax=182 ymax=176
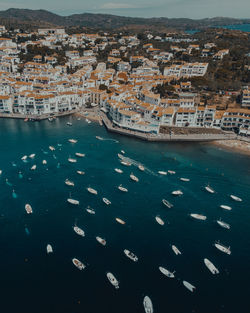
xmin=0 ymin=0 xmax=250 ymax=19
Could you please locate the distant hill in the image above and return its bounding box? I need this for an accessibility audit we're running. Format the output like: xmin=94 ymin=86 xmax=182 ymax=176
xmin=0 ymin=8 xmax=249 ymax=31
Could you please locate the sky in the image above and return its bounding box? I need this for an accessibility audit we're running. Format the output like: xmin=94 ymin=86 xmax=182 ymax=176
xmin=0 ymin=0 xmax=250 ymax=19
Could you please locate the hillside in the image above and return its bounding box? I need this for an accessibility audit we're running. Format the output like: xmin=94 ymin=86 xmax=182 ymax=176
xmin=0 ymin=8 xmax=249 ymax=31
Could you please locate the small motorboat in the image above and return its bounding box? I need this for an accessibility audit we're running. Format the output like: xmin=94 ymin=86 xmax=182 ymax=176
xmin=124 ymin=249 xmax=138 ymax=262
xmin=47 ymin=244 xmax=53 ymax=254
xmin=114 ymin=168 xmax=123 ymax=173
xmin=68 ymin=139 xmax=77 ymax=144
xmin=159 ymin=266 xmax=175 ymax=278
xmin=121 ymin=150 xmax=125 ymax=154
xmin=73 ymin=226 xmax=85 ymax=237
xmin=118 ymin=185 xmax=128 ymax=192
xmin=205 ymin=185 xmax=215 ymax=193
xmin=230 ymin=194 xmax=242 ymax=202
xmin=103 ymin=198 xmax=111 ymax=205
xmin=42 ymin=160 xmax=47 ymax=165
xmin=155 ymin=216 xmax=164 ymax=226
xmin=121 ymin=160 xmax=131 ymax=166
xmin=143 ymin=296 xmax=153 ymax=313
xmin=86 ymin=206 xmax=95 ymax=214
xmin=65 ymin=179 xmax=74 ymax=187
xmin=130 ymin=173 xmax=139 ymax=182
xmin=75 ymin=152 xmax=85 ymax=157
xmin=115 ymin=218 xmax=125 ymax=225
xmin=107 ymin=272 xmax=119 ymax=289
xmin=190 ymin=214 xmax=207 ymax=221
xmin=183 ymin=281 xmax=196 ymax=292
xmin=29 ymin=153 xmax=35 ymax=159
xmin=31 ymin=165 xmax=37 ymax=170
xmin=87 ymin=187 xmax=97 ymax=195
xmin=162 ymin=199 xmax=173 ymax=208
xmin=180 ymin=177 xmax=190 ymax=182
xmin=68 ymin=158 xmax=77 ymax=163
xmin=172 ymin=190 xmax=183 ymax=196
xmin=67 ymin=198 xmax=79 ymax=205
xmin=220 ymin=205 xmax=232 ymax=211
xmin=96 ymin=236 xmax=106 ymax=246
xmin=172 ymin=245 xmax=181 ymax=255
xmin=217 ymin=219 xmax=230 ymax=229
xmin=25 ymin=204 xmax=33 ymax=214
xmin=214 ymin=242 xmax=231 ymax=255
xmin=168 ymin=170 xmax=176 ymax=175
xmin=67 ymin=122 xmax=72 ymax=126
xmin=72 ymin=258 xmax=85 ymax=270
xmin=49 ymin=146 xmax=55 ymax=151
xmin=21 ymin=155 xmax=27 ymax=161
xmin=96 ymin=136 xmax=104 ymax=140
xmin=204 ymin=258 xmax=219 ymax=275
xmin=138 ymin=164 xmax=145 ymax=171
xmin=76 ymin=170 xmax=85 ymax=175
xmin=158 ymin=171 xmax=167 ymax=175
xmin=0 ymin=170 xmax=2 ymax=175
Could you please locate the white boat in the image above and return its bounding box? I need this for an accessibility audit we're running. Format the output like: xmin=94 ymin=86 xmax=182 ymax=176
xmin=67 ymin=122 xmax=72 ymax=126
xmin=65 ymin=179 xmax=74 ymax=186
xmin=21 ymin=155 xmax=27 ymax=161
xmin=68 ymin=139 xmax=77 ymax=144
xmin=49 ymin=146 xmax=55 ymax=151
xmin=72 ymin=258 xmax=85 ymax=270
xmin=121 ymin=160 xmax=131 ymax=166
xmin=214 ymin=242 xmax=231 ymax=255
xmin=217 ymin=219 xmax=230 ymax=229
xmin=121 ymin=150 xmax=125 ymax=154
xmin=0 ymin=170 xmax=2 ymax=175
xmin=42 ymin=160 xmax=47 ymax=165
xmin=96 ymin=136 xmax=104 ymax=140
xmin=143 ymin=296 xmax=153 ymax=313
xmin=118 ymin=185 xmax=128 ymax=192
xmin=183 ymin=281 xmax=196 ymax=292
xmin=158 ymin=171 xmax=167 ymax=175
xmin=204 ymin=258 xmax=219 ymax=274
xmin=68 ymin=158 xmax=77 ymax=163
xmin=172 ymin=190 xmax=183 ymax=196
xmin=205 ymin=185 xmax=215 ymax=193
xmin=168 ymin=170 xmax=176 ymax=175
xmin=190 ymin=214 xmax=207 ymax=221
xmin=172 ymin=245 xmax=181 ymax=255
xmin=96 ymin=236 xmax=106 ymax=246
xmin=180 ymin=177 xmax=190 ymax=182
xmin=124 ymin=249 xmax=138 ymax=262
xmin=25 ymin=204 xmax=33 ymax=214
xmin=220 ymin=205 xmax=232 ymax=211
xmin=138 ymin=164 xmax=145 ymax=171
xmin=29 ymin=153 xmax=35 ymax=158
xmin=67 ymin=198 xmax=79 ymax=205
xmin=76 ymin=170 xmax=85 ymax=175
xmin=162 ymin=199 xmax=173 ymax=208
xmin=73 ymin=226 xmax=85 ymax=237
xmin=103 ymin=198 xmax=111 ymax=205
xmin=87 ymin=187 xmax=97 ymax=195
xmin=75 ymin=152 xmax=85 ymax=157
xmin=86 ymin=206 xmax=95 ymax=214
xmin=46 ymin=244 xmax=53 ymax=254
xmin=155 ymin=216 xmax=164 ymax=225
xmin=107 ymin=272 xmax=119 ymax=289
xmin=130 ymin=173 xmax=139 ymax=182
xmin=159 ymin=266 xmax=175 ymax=278
xmin=116 ymin=218 xmax=125 ymax=225
xmin=230 ymin=194 xmax=242 ymax=202
xmin=31 ymin=165 xmax=36 ymax=170
xmin=114 ymin=168 xmax=123 ymax=173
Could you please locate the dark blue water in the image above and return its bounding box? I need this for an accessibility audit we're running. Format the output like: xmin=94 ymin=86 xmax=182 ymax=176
xmin=0 ymin=117 xmax=249 ymax=313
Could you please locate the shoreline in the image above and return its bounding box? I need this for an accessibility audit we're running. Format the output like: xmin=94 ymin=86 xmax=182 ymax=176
xmin=210 ymin=139 xmax=250 ymax=156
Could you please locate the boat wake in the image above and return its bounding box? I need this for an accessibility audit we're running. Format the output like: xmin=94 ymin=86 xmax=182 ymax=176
xmin=96 ymin=136 xmax=119 ymax=143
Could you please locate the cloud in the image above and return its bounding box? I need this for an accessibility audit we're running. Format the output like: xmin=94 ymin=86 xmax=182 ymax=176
xmin=100 ymin=2 xmax=139 ymax=9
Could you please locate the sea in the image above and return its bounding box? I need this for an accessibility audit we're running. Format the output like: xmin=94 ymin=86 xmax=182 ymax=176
xmin=186 ymin=23 xmax=250 ymax=34
xmin=0 ymin=116 xmax=249 ymax=313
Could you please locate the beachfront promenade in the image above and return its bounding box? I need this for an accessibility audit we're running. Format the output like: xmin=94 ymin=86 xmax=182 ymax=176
xmin=101 ymin=113 xmax=236 ymax=142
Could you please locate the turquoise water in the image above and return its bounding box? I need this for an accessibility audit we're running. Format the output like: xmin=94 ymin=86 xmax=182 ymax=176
xmin=0 ymin=117 xmax=250 ymax=313
xmin=186 ymin=23 xmax=250 ymax=34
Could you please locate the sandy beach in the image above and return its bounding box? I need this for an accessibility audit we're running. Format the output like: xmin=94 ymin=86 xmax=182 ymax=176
xmin=74 ymin=110 xmax=102 ymax=124
xmin=212 ymin=139 xmax=250 ymax=156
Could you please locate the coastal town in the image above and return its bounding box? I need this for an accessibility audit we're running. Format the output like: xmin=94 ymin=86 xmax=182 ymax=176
xmin=0 ymin=25 xmax=249 ymax=141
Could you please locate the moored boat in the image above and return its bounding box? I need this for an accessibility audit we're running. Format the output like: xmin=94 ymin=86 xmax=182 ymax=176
xmin=86 ymin=206 xmax=95 ymax=214
xmin=217 ymin=219 xmax=230 ymax=229
xmin=21 ymin=155 xmax=27 ymax=161
xmin=158 ymin=171 xmax=167 ymax=175
xmin=172 ymin=245 xmax=181 ymax=255
xmin=118 ymin=185 xmax=128 ymax=192
xmin=155 ymin=216 xmax=164 ymax=225
xmin=116 ymin=217 xmax=125 ymax=225
xmin=103 ymin=198 xmax=111 ymax=205
xmin=25 ymin=204 xmax=33 ymax=214
xmin=159 ymin=266 xmax=175 ymax=278
xmin=172 ymin=190 xmax=183 ymax=196
xmin=230 ymin=194 xmax=242 ymax=202
xmin=120 ymin=160 xmax=131 ymax=166
xmin=75 ymin=152 xmax=85 ymax=157
xmin=68 ymin=139 xmax=77 ymax=144
xmin=87 ymin=187 xmax=97 ymax=195
xmin=205 ymin=185 xmax=215 ymax=193
xmin=68 ymin=158 xmax=77 ymax=163
xmin=190 ymin=214 xmax=207 ymax=221
xmin=180 ymin=177 xmax=190 ymax=182
xmin=143 ymin=296 xmax=153 ymax=313
xmin=76 ymin=170 xmax=85 ymax=175
xmin=138 ymin=164 xmax=145 ymax=171
xmin=107 ymin=272 xmax=119 ymax=289
xmin=31 ymin=165 xmax=37 ymax=170
xmin=49 ymin=146 xmax=55 ymax=151
xmin=29 ymin=153 xmax=35 ymax=158
xmin=204 ymin=258 xmax=219 ymax=274
xmin=96 ymin=136 xmax=104 ymax=140
xmin=214 ymin=242 xmax=231 ymax=255
xmin=46 ymin=244 xmax=53 ymax=254
xmin=65 ymin=179 xmax=74 ymax=187
xmin=42 ymin=160 xmax=47 ymax=165
xmin=72 ymin=258 xmax=85 ymax=270
xmin=183 ymin=280 xmax=196 ymax=292
xmin=67 ymin=122 xmax=72 ymax=126
xmin=220 ymin=205 xmax=232 ymax=211
xmin=73 ymin=226 xmax=85 ymax=237
xmin=114 ymin=168 xmax=123 ymax=173
xmin=96 ymin=236 xmax=106 ymax=246
xmin=67 ymin=198 xmax=79 ymax=205
xmin=162 ymin=199 xmax=173 ymax=208
xmin=124 ymin=249 xmax=138 ymax=262
xmin=168 ymin=170 xmax=176 ymax=174
xmin=130 ymin=173 xmax=139 ymax=182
